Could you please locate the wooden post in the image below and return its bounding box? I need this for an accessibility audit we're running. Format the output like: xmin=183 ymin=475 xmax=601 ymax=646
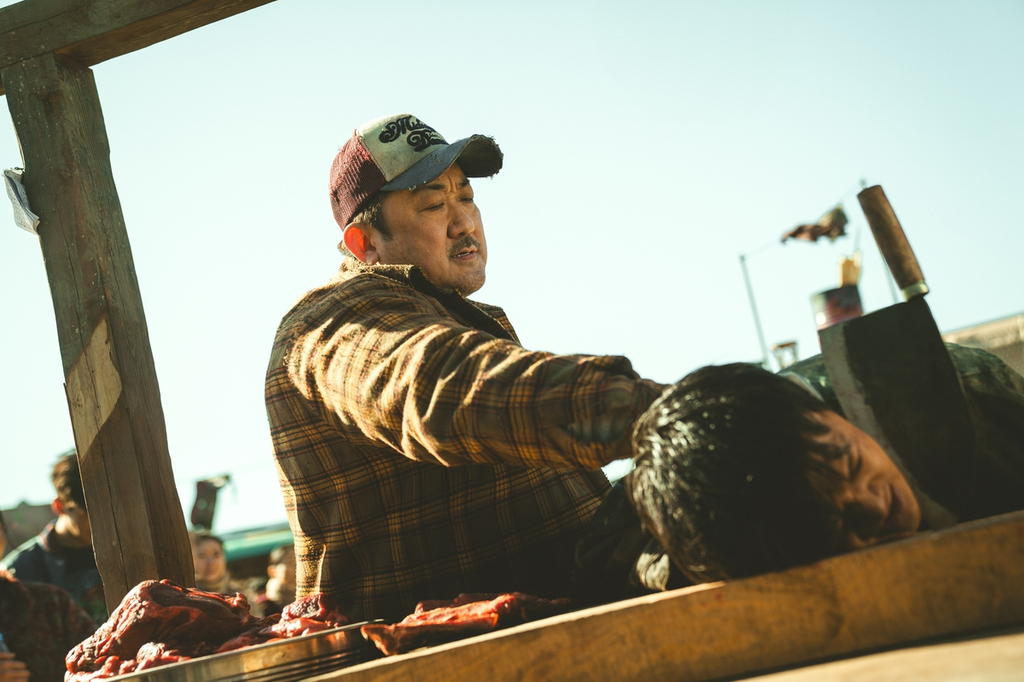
xmin=2 ymin=52 xmax=194 ymax=611
xmin=0 ymin=0 xmax=278 ymax=96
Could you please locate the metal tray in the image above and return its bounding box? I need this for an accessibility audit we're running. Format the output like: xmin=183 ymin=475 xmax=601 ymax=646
xmin=103 ymin=622 xmax=383 ymax=682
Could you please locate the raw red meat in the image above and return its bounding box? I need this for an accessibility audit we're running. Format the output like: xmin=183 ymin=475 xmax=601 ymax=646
xmin=361 ymin=593 xmax=571 ymax=656
xmin=215 ymin=596 xmax=347 ymax=654
xmin=134 ymin=642 xmax=214 ymax=671
xmin=413 ymin=593 xmax=571 ymax=620
xmin=214 ymin=614 xmax=282 ymax=654
xmin=412 ymin=600 xmax=454 ymax=614
xmin=504 ymin=592 xmax=573 ymax=621
xmin=281 ymin=593 xmax=347 ymax=624
xmin=263 ymin=616 xmax=336 ymax=638
xmin=67 ymin=580 xmax=253 ymax=675
xmin=360 ymin=620 xmax=496 ymax=656
xmin=65 ymin=583 xmax=350 ymax=681
xmin=65 ymin=656 xmax=136 ymax=682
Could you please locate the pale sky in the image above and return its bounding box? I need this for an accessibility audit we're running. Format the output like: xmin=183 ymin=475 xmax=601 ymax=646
xmin=1 ymin=0 xmax=1022 ymax=533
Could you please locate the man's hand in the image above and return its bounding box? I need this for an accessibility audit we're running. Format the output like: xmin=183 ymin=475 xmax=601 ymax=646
xmin=0 ymin=653 xmax=29 ymax=682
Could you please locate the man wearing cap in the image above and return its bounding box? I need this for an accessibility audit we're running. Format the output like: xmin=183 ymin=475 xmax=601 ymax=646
xmin=266 ymin=113 xmax=665 ymax=622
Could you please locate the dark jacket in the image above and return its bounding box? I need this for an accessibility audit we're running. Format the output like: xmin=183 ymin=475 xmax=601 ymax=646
xmin=0 ymin=523 xmax=107 ymax=623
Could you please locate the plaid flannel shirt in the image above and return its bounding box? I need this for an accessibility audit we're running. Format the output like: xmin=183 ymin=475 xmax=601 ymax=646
xmin=0 ymin=571 xmax=96 ymax=682
xmin=266 ymin=260 xmax=664 ymax=621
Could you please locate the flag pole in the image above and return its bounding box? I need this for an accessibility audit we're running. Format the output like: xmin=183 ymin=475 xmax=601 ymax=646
xmin=739 ymin=253 xmax=772 ymax=370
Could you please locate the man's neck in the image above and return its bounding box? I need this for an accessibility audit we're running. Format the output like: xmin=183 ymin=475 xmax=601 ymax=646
xmin=52 ymin=516 xmax=91 ymax=549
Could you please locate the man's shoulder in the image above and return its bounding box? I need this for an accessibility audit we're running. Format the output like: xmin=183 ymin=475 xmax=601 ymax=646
xmin=11 ymin=574 xmax=70 ymax=603
xmin=267 ymin=261 xmax=447 ymax=376
xmin=468 ymin=299 xmax=507 ymax=318
xmin=277 ymin=260 xmax=515 ymax=335
xmin=946 ymin=343 xmax=1021 ymax=378
xmin=0 ymin=534 xmax=52 ymax=578
xmin=281 ymin=260 xmax=434 ymax=321
xmin=466 ymin=299 xmax=518 ymax=342
xmin=783 ymin=343 xmax=1019 ymax=385
xmin=778 ymin=355 xmax=837 ymax=410
xmin=779 ymin=342 xmax=1024 ymax=407
xmin=945 ymin=343 xmax=1024 ymax=407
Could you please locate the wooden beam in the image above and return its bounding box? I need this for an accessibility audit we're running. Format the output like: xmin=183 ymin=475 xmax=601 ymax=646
xmin=1 ymin=52 xmax=194 ymax=612
xmin=314 ymin=511 xmax=1024 ymax=682
xmin=0 ymin=0 xmax=277 ymax=96
xmin=737 ymin=629 xmax=1024 ymax=682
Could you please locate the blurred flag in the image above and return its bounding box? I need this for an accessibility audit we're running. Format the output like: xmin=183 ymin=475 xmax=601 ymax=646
xmin=782 ymin=205 xmax=848 ymax=243
xmin=190 ymin=475 xmax=231 ymax=530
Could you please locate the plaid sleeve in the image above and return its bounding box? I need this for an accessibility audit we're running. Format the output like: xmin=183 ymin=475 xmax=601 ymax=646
xmin=282 ymin=272 xmax=664 ymax=469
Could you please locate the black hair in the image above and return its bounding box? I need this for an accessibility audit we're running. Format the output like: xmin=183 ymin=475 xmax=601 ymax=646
xmin=350 ymin=191 xmax=392 ymax=240
xmin=190 ymin=531 xmax=224 ymax=550
xmin=51 ymin=450 xmax=86 ymax=509
xmin=337 ymin=192 xmax=393 ymax=258
xmin=628 ymin=363 xmax=847 ymax=583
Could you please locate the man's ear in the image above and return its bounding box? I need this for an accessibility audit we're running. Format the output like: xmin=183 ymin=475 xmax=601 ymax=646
xmin=343 ymin=224 xmax=380 ymax=264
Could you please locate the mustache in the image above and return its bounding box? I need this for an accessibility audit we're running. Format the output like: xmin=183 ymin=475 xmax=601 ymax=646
xmin=449 ymin=237 xmax=481 ymax=258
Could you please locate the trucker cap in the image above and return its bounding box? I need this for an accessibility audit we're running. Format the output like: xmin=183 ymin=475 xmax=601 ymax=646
xmin=329 ymin=113 xmax=503 ymax=229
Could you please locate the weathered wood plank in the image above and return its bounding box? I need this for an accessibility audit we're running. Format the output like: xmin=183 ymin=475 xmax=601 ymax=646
xmin=312 ymin=511 xmax=1024 ymax=682
xmin=739 ymin=628 xmax=1024 ymax=682
xmin=1 ymin=52 xmax=194 ymax=611
xmin=0 ymin=0 xmax=277 ymax=95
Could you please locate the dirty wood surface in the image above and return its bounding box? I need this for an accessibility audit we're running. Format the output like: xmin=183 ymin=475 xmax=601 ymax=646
xmin=0 ymin=0 xmax=277 ymax=96
xmin=739 ymin=627 xmax=1024 ymax=682
xmin=311 ymin=511 xmax=1024 ymax=682
xmin=1 ymin=52 xmax=194 ymax=610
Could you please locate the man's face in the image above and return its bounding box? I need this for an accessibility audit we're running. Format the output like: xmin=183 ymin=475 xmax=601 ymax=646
xmin=56 ymin=499 xmax=92 ymax=544
xmin=809 ymin=410 xmax=922 ymax=550
xmin=375 ymin=164 xmax=487 ymax=295
xmin=192 ymin=538 xmax=227 ymax=583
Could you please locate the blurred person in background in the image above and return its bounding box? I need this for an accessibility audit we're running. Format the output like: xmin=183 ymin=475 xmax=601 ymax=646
xmin=189 ymin=532 xmax=235 ymax=594
xmin=253 ymin=544 xmax=296 ymax=616
xmin=0 ymin=451 xmax=106 ymax=623
xmin=1 ymin=509 xmax=96 ymax=682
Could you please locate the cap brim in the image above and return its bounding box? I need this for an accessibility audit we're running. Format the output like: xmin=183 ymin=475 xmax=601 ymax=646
xmin=380 ymin=135 xmax=503 ymax=191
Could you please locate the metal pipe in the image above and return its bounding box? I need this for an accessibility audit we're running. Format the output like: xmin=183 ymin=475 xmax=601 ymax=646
xmin=739 ymin=253 xmax=772 ymax=370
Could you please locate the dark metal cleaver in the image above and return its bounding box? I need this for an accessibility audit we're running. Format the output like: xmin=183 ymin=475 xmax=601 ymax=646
xmin=819 ymin=185 xmax=975 ymax=513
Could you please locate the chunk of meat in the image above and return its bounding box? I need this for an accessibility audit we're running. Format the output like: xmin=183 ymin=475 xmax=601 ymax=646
xmin=215 ymin=614 xmax=282 ymax=654
xmin=262 ymin=616 xmax=338 ymax=638
xmin=66 ymin=583 xmax=354 ymax=682
xmin=362 ymin=593 xmax=571 ymax=656
xmin=134 ymin=641 xmax=216 ymax=671
xmin=65 ymin=656 xmax=136 ymax=682
xmin=281 ymin=593 xmax=347 ymax=625
xmin=505 ymin=592 xmax=572 ymax=621
xmin=67 ymin=580 xmax=253 ymax=675
xmin=360 ymin=619 xmax=497 ymax=656
xmin=413 ymin=600 xmax=455 ymax=614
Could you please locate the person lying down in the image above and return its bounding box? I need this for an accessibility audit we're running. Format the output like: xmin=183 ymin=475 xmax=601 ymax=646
xmin=571 ymin=345 xmax=1024 ymax=605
